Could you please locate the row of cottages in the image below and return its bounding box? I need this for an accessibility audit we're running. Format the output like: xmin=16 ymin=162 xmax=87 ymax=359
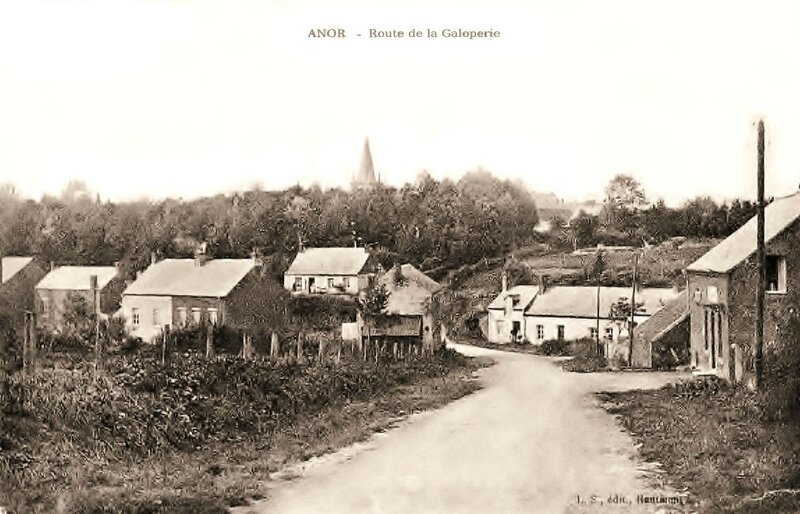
xmin=34 ymin=265 xmax=125 ymax=332
xmin=487 ymin=276 xmax=679 ymax=350
xmin=685 ymin=191 xmax=800 ymax=382
xmin=120 ymin=249 xmax=281 ymax=342
xmin=283 ymin=247 xmax=379 ymax=295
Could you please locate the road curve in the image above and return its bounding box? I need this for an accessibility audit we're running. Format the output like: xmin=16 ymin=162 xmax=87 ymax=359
xmin=235 ymin=343 xmax=689 ymax=514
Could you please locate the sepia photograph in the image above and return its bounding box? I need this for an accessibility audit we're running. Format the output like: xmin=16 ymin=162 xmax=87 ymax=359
xmin=1 ymin=1 xmax=799 ymax=513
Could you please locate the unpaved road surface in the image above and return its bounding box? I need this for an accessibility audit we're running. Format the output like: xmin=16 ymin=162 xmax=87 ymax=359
xmin=235 ymin=343 xmax=691 ymax=514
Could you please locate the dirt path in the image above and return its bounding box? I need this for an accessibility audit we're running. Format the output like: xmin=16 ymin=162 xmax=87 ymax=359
xmin=234 ymin=343 xmax=691 ymax=514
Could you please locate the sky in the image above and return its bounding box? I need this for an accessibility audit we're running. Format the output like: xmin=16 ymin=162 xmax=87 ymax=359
xmin=1 ymin=0 xmax=799 ymax=206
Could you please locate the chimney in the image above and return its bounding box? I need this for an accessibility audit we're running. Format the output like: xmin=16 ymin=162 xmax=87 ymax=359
xmin=150 ymin=251 xmax=157 ymax=266
xmin=194 ymin=242 xmax=209 ymax=267
xmin=501 ymin=272 xmax=508 ymax=292
xmin=50 ymin=261 xmax=56 ymax=272
xmin=538 ymin=275 xmax=548 ymax=295
xmin=0 ymin=257 xmax=4 ymax=284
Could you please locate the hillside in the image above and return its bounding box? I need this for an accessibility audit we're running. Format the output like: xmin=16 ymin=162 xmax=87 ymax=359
xmin=435 ymin=238 xmax=719 ymax=338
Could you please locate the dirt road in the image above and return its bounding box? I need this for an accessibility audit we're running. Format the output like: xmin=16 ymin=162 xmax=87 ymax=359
xmin=235 ymin=343 xmax=691 ymax=514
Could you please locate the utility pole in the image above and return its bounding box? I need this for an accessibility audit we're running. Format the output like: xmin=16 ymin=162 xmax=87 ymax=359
xmin=755 ymin=120 xmax=766 ymax=389
xmin=90 ymin=275 xmax=99 ymax=374
xmin=628 ymin=252 xmax=639 ymax=367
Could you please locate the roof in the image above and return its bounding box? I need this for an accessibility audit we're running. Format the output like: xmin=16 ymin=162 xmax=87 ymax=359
xmin=379 ymin=264 xmax=441 ymax=316
xmin=123 ymin=259 xmax=254 ymax=297
xmin=286 ymin=247 xmax=371 ymax=276
xmin=524 ymin=286 xmax=679 ymax=319
xmin=487 ymin=285 xmax=540 ymax=311
xmin=36 ymin=266 xmax=118 ymax=291
xmin=687 ymin=192 xmax=800 ymax=273
xmin=2 ymin=256 xmax=33 ymax=284
xmin=631 ymin=290 xmax=689 ymax=345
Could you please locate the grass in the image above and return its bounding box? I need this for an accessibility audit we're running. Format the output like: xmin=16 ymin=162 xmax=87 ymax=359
xmin=1 ymin=352 xmax=489 ymax=513
xmin=598 ymin=379 xmax=800 ymax=513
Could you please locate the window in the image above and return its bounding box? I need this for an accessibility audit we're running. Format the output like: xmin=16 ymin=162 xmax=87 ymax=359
xmin=327 ymin=278 xmax=334 ymax=289
xmin=177 ymin=308 xmax=188 ymax=326
xmin=152 ymin=308 xmax=160 ymax=326
xmin=192 ymin=308 xmax=202 ymax=324
xmin=495 ymin=320 xmax=504 ymax=336
xmin=40 ymin=297 xmax=50 ymax=318
xmin=131 ymin=308 xmax=140 ymax=326
xmin=766 ymin=256 xmax=787 ymax=293
xmin=605 ymin=327 xmax=614 ymax=341
xmin=536 ymin=325 xmax=544 ymax=340
xmin=706 ymin=286 xmax=719 ymax=304
xmin=208 ymin=308 xmax=219 ymax=325
xmin=589 ymin=327 xmax=598 ymax=340
xmin=557 ymin=325 xmax=565 ymax=340
xmin=343 ymin=277 xmax=350 ymax=289
xmin=293 ymin=277 xmax=302 ymax=291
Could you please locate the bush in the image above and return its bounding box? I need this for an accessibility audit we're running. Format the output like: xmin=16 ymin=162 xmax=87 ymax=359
xmin=540 ymin=337 xmax=596 ymax=357
xmin=540 ymin=339 xmax=568 ymax=356
xmin=563 ymin=354 xmax=608 ymax=373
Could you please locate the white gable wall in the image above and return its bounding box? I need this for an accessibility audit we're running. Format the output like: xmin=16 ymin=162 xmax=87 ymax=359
xmin=121 ymin=295 xmax=173 ymax=343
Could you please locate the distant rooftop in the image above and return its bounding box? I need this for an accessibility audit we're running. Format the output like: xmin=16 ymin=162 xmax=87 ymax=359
xmin=286 ymin=247 xmax=371 ymax=276
xmin=2 ymin=256 xmax=33 ymax=284
xmin=36 ymin=266 xmax=118 ymax=291
xmin=123 ymin=259 xmax=255 ymax=297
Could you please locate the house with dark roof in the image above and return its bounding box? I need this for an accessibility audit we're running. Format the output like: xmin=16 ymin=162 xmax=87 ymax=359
xmin=121 ymin=250 xmax=285 ymax=342
xmin=628 ymin=290 xmax=689 ymax=369
xmin=34 ymin=265 xmax=125 ymax=332
xmin=487 ymin=276 xmax=678 ymax=347
xmin=283 ymin=247 xmax=379 ymax=296
xmin=685 ymin=191 xmax=800 ymax=382
xmin=0 ymin=256 xmax=48 ymax=325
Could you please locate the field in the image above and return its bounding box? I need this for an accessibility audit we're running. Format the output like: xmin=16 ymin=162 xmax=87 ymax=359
xmin=0 ymin=348 xmax=487 ymax=513
xmin=599 ymin=379 xmax=800 ymax=513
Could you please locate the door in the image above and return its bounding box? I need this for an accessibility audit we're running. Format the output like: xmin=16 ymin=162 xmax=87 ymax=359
xmin=308 ymin=277 xmax=315 ymax=293
xmin=704 ymin=307 xmax=723 ymax=370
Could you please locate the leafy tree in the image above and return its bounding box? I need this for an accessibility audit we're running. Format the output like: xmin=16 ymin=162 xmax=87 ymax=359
xmin=357 ymin=283 xmax=390 ymax=316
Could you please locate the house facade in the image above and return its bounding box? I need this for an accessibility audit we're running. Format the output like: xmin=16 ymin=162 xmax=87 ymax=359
xmin=284 ymin=247 xmax=378 ymax=296
xmin=487 ymin=278 xmax=679 ymax=347
xmin=686 ymin=192 xmax=800 ymax=382
xmin=121 ymin=252 xmax=285 ymax=342
xmin=34 ymin=265 xmax=124 ymax=332
xmin=378 ymin=263 xmax=442 ymax=351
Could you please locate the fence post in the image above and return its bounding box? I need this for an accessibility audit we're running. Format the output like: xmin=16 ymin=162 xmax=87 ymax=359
xmin=270 ymin=331 xmax=279 ymax=358
xmin=22 ymin=311 xmax=31 ymax=374
xmin=205 ymin=324 xmax=214 ymax=359
xmin=297 ymin=332 xmax=303 ymax=360
xmin=162 ymin=325 xmax=171 ymax=366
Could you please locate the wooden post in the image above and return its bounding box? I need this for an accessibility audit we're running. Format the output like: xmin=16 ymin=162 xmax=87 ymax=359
xmin=205 ymin=324 xmax=214 ymax=359
xmin=22 ymin=311 xmax=31 ymax=374
xmin=755 ymin=119 xmax=766 ymax=389
xmin=297 ymin=332 xmax=303 ymax=360
xmin=242 ymin=332 xmax=248 ymax=360
xmin=628 ymin=252 xmax=639 ymax=367
xmin=90 ymin=274 xmax=100 ymax=373
xmin=162 ymin=325 xmax=170 ymax=366
xmin=336 ymin=339 xmax=342 ymax=364
xmin=270 ymin=331 xmax=279 ymax=358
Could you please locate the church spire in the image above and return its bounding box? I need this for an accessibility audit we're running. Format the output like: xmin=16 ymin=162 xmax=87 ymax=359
xmin=353 ymin=138 xmax=378 ymax=189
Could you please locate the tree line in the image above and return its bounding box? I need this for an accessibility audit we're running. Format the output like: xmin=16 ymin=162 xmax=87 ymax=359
xmin=0 ymin=171 xmax=540 ymax=280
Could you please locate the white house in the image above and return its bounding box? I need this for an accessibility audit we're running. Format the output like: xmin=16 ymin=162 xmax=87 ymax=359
xmin=487 ymin=276 xmax=679 ymax=346
xmin=283 ymin=247 xmax=379 ymax=295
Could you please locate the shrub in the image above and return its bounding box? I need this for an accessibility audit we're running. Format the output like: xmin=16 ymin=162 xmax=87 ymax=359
xmin=540 ymin=339 xmax=568 ymax=356
xmin=563 ymin=354 xmax=608 ymax=373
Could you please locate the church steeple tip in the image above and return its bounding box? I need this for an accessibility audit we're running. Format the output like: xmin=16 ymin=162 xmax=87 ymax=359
xmin=352 ymin=137 xmax=378 ymax=190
